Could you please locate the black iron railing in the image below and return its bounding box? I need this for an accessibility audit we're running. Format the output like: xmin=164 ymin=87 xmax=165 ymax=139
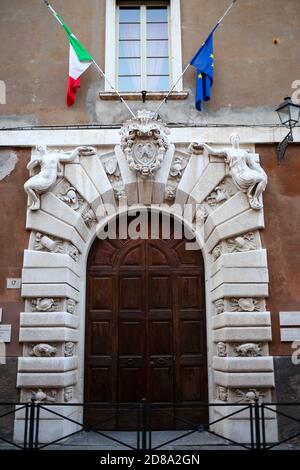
xmin=0 ymin=400 xmax=299 ymax=451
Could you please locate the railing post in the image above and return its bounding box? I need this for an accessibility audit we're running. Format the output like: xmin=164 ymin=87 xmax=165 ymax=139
xmin=140 ymin=398 xmax=148 ymax=451
xmin=254 ymin=398 xmax=261 ymax=450
xmin=23 ymin=402 xmax=29 ymax=450
xmin=27 ymin=399 xmax=36 ymax=450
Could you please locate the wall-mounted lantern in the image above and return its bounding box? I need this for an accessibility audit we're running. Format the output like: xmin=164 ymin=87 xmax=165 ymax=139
xmin=276 ymin=97 xmax=300 ymax=162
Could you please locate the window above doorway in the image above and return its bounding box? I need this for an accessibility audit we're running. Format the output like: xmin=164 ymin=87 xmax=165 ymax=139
xmin=102 ymin=0 xmax=187 ymax=101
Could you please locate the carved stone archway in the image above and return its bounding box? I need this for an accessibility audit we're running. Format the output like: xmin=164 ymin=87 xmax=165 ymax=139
xmin=16 ymin=111 xmax=277 ymax=442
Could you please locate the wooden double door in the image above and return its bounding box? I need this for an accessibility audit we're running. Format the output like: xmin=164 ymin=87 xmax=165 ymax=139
xmin=85 ymin=217 xmax=208 ymax=429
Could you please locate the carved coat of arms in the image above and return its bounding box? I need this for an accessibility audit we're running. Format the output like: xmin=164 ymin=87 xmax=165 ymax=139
xmin=120 ymin=110 xmax=170 ymax=178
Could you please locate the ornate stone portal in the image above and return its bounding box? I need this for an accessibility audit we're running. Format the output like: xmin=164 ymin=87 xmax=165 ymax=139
xmin=17 ymin=111 xmax=276 ymax=443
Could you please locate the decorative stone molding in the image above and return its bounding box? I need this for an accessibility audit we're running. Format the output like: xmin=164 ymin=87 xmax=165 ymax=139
xmin=169 ymin=155 xmax=188 ymax=179
xmin=214 ymin=299 xmax=225 ymax=315
xmin=227 ymin=232 xmax=257 ymax=254
xmin=217 ymin=386 xmax=228 ymax=402
xmin=18 ymin=117 xmax=275 ymax=443
xmin=66 ymin=299 xmax=76 ymax=314
xmin=33 ymin=232 xmax=80 ymax=262
xmin=211 ymin=231 xmax=260 ymax=261
xmin=234 ymin=343 xmax=262 ymax=357
xmin=64 ymin=386 xmax=73 ymax=402
xmin=230 ymin=298 xmax=263 ymax=312
xmin=57 ymin=183 xmax=83 ymax=211
xmin=28 ymin=388 xmax=57 ymax=403
xmin=64 ymin=342 xmax=75 ymax=357
xmin=34 ymin=232 xmax=63 ymax=254
xmin=31 ymin=298 xmax=60 ymax=312
xmin=217 ymin=342 xmax=227 ymax=357
xmin=234 ymin=388 xmax=265 ymax=403
xmin=205 ymin=178 xmax=236 ymax=210
xmin=29 ymin=344 xmax=57 ymax=357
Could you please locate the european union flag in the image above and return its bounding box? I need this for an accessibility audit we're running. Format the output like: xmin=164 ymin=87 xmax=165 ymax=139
xmin=190 ymin=32 xmax=215 ymax=111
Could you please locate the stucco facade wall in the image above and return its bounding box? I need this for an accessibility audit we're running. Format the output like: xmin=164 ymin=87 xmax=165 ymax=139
xmin=258 ymin=144 xmax=300 ymax=356
xmin=0 ymin=0 xmax=299 ymax=126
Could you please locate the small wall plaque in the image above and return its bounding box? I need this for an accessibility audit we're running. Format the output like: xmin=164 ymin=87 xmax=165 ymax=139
xmin=6 ymin=278 xmax=21 ymax=289
xmin=0 ymin=325 xmax=11 ymax=342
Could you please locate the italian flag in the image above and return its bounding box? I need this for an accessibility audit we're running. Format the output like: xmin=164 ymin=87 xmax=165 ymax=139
xmin=59 ymin=16 xmax=93 ymax=107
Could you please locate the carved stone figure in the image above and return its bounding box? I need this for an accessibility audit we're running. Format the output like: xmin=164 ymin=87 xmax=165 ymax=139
xmin=30 ymin=343 xmax=57 ymax=357
xmin=164 ymin=186 xmax=176 ymax=200
xmin=31 ymin=298 xmax=60 ymax=312
xmin=68 ymin=245 xmax=80 ymax=262
xmin=114 ymin=188 xmax=126 ymax=200
xmin=217 ymin=342 xmax=227 ymax=357
xmin=29 ymin=389 xmax=57 ymax=403
xmin=226 ymin=232 xmax=257 ymax=253
xmin=64 ymin=387 xmax=73 ymax=402
xmin=215 ymin=299 xmax=225 ymax=315
xmin=66 ymin=299 xmax=76 ymax=314
xmin=234 ymin=389 xmax=265 ymax=403
xmin=34 ymin=232 xmax=63 ymax=253
xmin=103 ymin=157 xmax=120 ymax=180
xmin=169 ymin=156 xmax=187 ymax=179
xmin=206 ymin=182 xmax=232 ymax=209
xmin=212 ymin=244 xmax=223 ymax=261
xmin=200 ymin=134 xmax=267 ymax=210
xmin=234 ymin=343 xmax=262 ymax=357
xmin=230 ymin=298 xmax=261 ymax=312
xmin=188 ymin=142 xmax=205 ymax=155
xmin=81 ymin=206 xmax=97 ymax=227
xmin=120 ymin=110 xmax=170 ymax=178
xmin=24 ymin=145 xmax=90 ymax=211
xmin=58 ymin=185 xmax=81 ymax=210
xmin=64 ymin=342 xmax=75 ymax=357
xmin=195 ymin=204 xmax=208 ymax=225
xmin=217 ymin=386 xmax=228 ymax=402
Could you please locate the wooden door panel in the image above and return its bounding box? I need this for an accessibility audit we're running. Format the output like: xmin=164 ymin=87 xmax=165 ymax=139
xmin=120 ymin=244 xmax=144 ymax=267
xmin=119 ymin=276 xmax=143 ymax=310
xmin=87 ymin=367 xmax=112 ymax=402
xmin=179 ymin=320 xmax=205 ymax=355
xmin=178 ymin=275 xmax=203 ymax=309
xmin=118 ymin=321 xmax=145 ymax=355
xmin=90 ymin=321 xmax=111 ymax=355
xmin=85 ymin=215 xmax=208 ymax=430
xmin=148 ymin=245 xmax=169 ymax=266
xmin=148 ymin=275 xmax=171 ymax=308
xmin=148 ymin=320 xmax=173 ymax=355
xmin=118 ymin=367 xmax=144 ymax=402
xmin=88 ymin=276 xmax=114 ymax=310
xmin=149 ymin=366 xmax=174 ymax=402
xmin=179 ymin=366 xmax=206 ymax=401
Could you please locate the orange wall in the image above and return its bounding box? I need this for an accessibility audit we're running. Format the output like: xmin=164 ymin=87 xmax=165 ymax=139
xmin=0 ymin=148 xmax=30 ymax=357
xmin=258 ymin=144 xmax=300 ymax=355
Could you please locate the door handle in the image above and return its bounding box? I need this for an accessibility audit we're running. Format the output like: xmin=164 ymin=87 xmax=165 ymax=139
xmin=149 ymin=357 xmax=167 ymax=366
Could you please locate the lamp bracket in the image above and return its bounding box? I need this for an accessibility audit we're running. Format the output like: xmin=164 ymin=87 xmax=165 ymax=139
xmin=277 ymin=129 xmax=293 ymax=163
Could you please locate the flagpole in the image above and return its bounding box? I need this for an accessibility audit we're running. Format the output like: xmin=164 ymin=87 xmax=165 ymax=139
xmin=42 ymin=0 xmax=136 ymax=118
xmin=153 ymin=0 xmax=238 ymax=118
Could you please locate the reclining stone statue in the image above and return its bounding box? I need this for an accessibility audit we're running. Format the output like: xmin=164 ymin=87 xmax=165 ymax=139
xmin=200 ymin=133 xmax=267 ymax=210
xmin=24 ymin=145 xmax=94 ymax=210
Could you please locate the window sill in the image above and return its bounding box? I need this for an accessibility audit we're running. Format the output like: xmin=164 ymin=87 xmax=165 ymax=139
xmin=99 ymin=91 xmax=189 ymax=101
